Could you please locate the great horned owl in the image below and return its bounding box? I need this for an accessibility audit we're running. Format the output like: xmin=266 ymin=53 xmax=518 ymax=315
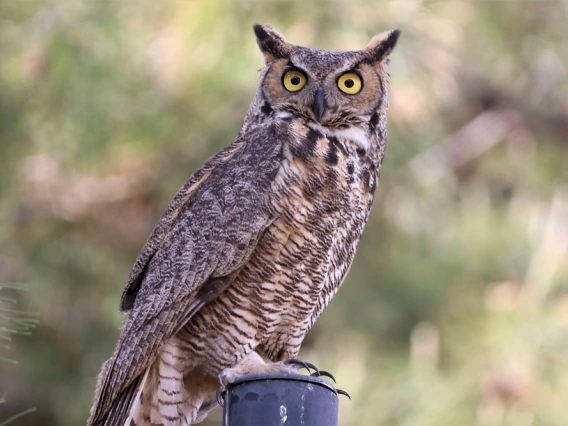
xmin=88 ymin=24 xmax=399 ymax=426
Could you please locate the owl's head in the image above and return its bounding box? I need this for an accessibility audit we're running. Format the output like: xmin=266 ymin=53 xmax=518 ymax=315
xmin=252 ymin=24 xmax=400 ymax=130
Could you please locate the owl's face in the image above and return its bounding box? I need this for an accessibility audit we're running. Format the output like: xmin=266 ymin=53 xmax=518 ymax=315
xmin=255 ymin=25 xmax=400 ymax=130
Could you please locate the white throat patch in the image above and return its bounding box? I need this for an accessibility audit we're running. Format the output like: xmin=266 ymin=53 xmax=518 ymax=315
xmin=333 ymin=127 xmax=370 ymax=151
xmin=305 ymin=122 xmax=371 ymax=152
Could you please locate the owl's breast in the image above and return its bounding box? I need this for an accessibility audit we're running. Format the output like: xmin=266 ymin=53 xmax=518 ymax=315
xmin=239 ymin=119 xmax=377 ymax=357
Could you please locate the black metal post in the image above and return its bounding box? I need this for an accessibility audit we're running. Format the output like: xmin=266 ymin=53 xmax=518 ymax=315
xmin=222 ymin=373 xmax=339 ymax=426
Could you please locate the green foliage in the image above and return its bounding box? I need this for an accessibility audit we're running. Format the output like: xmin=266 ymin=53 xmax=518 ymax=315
xmin=1 ymin=1 xmax=567 ymax=425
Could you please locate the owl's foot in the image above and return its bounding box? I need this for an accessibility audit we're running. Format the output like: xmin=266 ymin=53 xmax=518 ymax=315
xmin=218 ymin=353 xmax=300 ymax=391
xmin=216 ymin=352 xmax=349 ymax=405
xmin=217 ymin=351 xmax=299 ymax=405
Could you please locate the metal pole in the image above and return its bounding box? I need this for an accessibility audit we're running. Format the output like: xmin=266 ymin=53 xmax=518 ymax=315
xmin=221 ymin=373 xmax=339 ymax=426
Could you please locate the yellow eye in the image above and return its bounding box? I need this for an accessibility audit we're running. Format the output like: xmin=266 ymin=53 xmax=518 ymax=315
xmin=282 ymin=70 xmax=307 ymax=92
xmin=337 ymin=72 xmax=362 ymax=95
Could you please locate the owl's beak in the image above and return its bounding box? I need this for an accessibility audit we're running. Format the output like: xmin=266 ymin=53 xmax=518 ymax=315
xmin=312 ymin=87 xmax=326 ymax=122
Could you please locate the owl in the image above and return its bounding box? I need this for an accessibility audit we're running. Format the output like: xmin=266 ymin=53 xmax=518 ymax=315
xmin=88 ymin=24 xmax=399 ymax=426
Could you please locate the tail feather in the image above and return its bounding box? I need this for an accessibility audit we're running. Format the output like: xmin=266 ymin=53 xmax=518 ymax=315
xmin=90 ymin=338 xmax=220 ymax=425
xmin=89 ymin=373 xmax=142 ymax=426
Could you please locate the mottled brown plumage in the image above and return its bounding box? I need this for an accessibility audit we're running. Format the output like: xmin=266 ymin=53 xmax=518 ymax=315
xmin=88 ymin=24 xmax=399 ymax=426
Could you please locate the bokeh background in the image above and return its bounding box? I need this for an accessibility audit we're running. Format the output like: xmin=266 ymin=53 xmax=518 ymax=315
xmin=1 ymin=1 xmax=567 ymax=425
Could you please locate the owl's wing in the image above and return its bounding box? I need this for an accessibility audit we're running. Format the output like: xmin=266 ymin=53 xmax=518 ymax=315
xmin=88 ymin=121 xmax=288 ymax=425
xmin=120 ymin=134 xmax=249 ymax=313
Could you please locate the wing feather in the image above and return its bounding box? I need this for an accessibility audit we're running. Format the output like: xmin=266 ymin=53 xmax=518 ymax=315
xmin=120 ymin=136 xmax=248 ymax=312
xmin=88 ymin=122 xmax=288 ymax=425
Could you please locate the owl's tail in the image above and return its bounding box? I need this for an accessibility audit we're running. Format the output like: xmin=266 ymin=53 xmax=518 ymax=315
xmin=125 ymin=339 xmax=211 ymax=426
xmin=87 ymin=358 xmax=143 ymax=426
xmin=88 ymin=371 xmax=142 ymax=426
xmin=123 ymin=367 xmax=150 ymax=426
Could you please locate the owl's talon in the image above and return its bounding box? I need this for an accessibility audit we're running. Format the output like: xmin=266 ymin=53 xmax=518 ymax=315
xmin=217 ymin=369 xmax=232 ymax=406
xmin=283 ymin=358 xmax=317 ymax=374
xmin=337 ymin=389 xmax=351 ymax=400
xmin=218 ymin=370 xmax=227 ymax=388
xmin=302 ymin=361 xmax=318 ymax=373
xmin=311 ymin=370 xmax=336 ymax=383
xmin=216 ymin=387 xmax=225 ymax=406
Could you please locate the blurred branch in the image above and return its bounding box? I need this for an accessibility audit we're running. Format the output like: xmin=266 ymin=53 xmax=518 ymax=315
xmin=409 ymin=109 xmax=522 ymax=186
xmin=460 ymin=77 xmax=568 ymax=143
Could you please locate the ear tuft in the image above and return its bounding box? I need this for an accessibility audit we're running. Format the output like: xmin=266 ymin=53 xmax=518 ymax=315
xmin=253 ymin=24 xmax=292 ymax=63
xmin=366 ymin=29 xmax=401 ymax=63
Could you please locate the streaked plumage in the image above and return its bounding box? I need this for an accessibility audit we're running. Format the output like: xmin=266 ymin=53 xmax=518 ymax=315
xmin=88 ymin=24 xmax=399 ymax=426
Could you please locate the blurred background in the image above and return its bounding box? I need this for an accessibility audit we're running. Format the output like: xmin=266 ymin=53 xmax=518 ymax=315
xmin=1 ymin=0 xmax=567 ymax=425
